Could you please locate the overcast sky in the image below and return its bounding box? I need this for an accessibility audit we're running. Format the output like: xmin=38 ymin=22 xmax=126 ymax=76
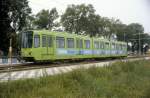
xmin=29 ymin=0 xmax=150 ymax=33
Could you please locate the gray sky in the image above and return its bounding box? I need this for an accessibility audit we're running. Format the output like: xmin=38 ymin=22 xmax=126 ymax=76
xmin=29 ymin=0 xmax=150 ymax=33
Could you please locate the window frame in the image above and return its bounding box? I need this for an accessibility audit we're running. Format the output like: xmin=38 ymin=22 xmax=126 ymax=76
xmin=122 ymin=45 xmax=126 ymax=50
xmin=34 ymin=34 xmax=40 ymax=48
xmin=94 ymin=41 xmax=99 ymax=49
xmin=47 ymin=35 xmax=53 ymax=47
xmin=119 ymin=44 xmax=122 ymax=50
xmin=56 ymin=37 xmax=65 ymax=48
xmin=112 ymin=43 xmax=115 ymax=49
xmin=21 ymin=31 xmax=33 ymax=48
xmin=76 ymin=39 xmax=83 ymax=48
xmin=67 ymin=38 xmax=74 ymax=48
xmin=84 ymin=40 xmax=90 ymax=49
xmin=116 ymin=44 xmax=119 ymax=50
xmin=42 ymin=35 xmax=47 ymax=47
xmin=105 ymin=42 xmax=109 ymax=49
xmin=100 ymin=42 xmax=104 ymax=49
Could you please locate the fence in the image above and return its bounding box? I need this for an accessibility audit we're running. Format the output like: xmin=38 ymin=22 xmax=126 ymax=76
xmin=0 ymin=56 xmax=19 ymax=64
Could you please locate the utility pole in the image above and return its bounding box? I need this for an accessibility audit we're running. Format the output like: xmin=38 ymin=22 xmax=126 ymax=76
xmin=7 ymin=38 xmax=12 ymax=96
xmin=132 ymin=32 xmax=144 ymax=56
xmin=9 ymin=38 xmax=12 ymax=64
xmin=138 ymin=32 xmax=141 ymax=56
xmin=8 ymin=38 xmax=12 ymax=81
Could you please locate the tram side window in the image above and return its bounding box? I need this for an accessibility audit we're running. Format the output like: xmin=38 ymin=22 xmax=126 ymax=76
xmin=48 ymin=36 xmax=52 ymax=47
xmin=42 ymin=35 xmax=47 ymax=47
xmin=123 ymin=45 xmax=126 ymax=49
xmin=117 ymin=44 xmax=122 ymax=50
xmin=34 ymin=35 xmax=40 ymax=48
xmin=67 ymin=38 xmax=74 ymax=48
xmin=94 ymin=41 xmax=99 ymax=49
xmin=112 ymin=43 xmax=115 ymax=49
xmin=105 ymin=43 xmax=109 ymax=49
xmin=85 ymin=40 xmax=90 ymax=49
xmin=100 ymin=42 xmax=104 ymax=49
xmin=56 ymin=37 xmax=65 ymax=48
xmin=77 ymin=39 xmax=83 ymax=48
xmin=120 ymin=44 xmax=122 ymax=50
xmin=22 ymin=31 xmax=33 ymax=48
xmin=116 ymin=44 xmax=119 ymax=50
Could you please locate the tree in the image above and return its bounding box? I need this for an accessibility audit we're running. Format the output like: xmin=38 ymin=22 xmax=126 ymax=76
xmin=48 ymin=8 xmax=59 ymax=30
xmin=121 ymin=23 xmax=144 ymax=53
xmin=0 ymin=0 xmax=31 ymax=53
xmin=116 ymin=23 xmax=127 ymax=41
xmin=99 ymin=18 xmax=124 ymax=40
xmin=126 ymin=23 xmax=144 ymax=40
xmin=9 ymin=0 xmax=31 ymax=32
xmin=99 ymin=17 xmax=113 ymax=39
xmin=0 ymin=0 xmax=12 ymax=53
xmin=26 ymin=15 xmax=36 ymax=30
xmin=34 ymin=9 xmax=49 ymax=29
xmin=34 ymin=8 xmax=59 ymax=30
xmin=61 ymin=4 xmax=101 ymax=36
xmin=86 ymin=14 xmax=102 ymax=37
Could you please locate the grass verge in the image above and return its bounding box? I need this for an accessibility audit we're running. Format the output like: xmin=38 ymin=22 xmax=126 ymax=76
xmin=0 ymin=60 xmax=150 ymax=98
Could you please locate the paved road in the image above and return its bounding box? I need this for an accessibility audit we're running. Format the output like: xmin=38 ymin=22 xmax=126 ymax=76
xmin=0 ymin=57 xmax=149 ymax=82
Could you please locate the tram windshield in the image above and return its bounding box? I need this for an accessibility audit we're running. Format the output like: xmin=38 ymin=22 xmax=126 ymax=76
xmin=21 ymin=31 xmax=33 ymax=48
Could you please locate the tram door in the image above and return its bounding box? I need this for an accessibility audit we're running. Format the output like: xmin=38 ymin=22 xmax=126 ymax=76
xmin=42 ymin=35 xmax=47 ymax=56
xmin=47 ymin=35 xmax=54 ymax=56
xmin=42 ymin=35 xmax=54 ymax=59
xmin=77 ymin=38 xmax=83 ymax=55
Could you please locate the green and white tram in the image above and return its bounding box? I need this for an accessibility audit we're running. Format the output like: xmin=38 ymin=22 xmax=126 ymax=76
xmin=21 ymin=30 xmax=127 ymax=62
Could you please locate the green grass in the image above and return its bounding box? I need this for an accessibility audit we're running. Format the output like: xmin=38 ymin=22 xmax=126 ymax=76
xmin=1 ymin=60 xmax=150 ymax=98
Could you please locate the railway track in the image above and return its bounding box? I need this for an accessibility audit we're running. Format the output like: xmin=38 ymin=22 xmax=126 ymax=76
xmin=0 ymin=59 xmax=108 ymax=73
xmin=0 ymin=56 xmax=149 ymax=73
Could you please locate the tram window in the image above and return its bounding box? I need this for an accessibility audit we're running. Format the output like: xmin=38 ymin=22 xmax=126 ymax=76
xmin=42 ymin=35 xmax=47 ymax=47
xmin=85 ymin=40 xmax=90 ymax=49
xmin=21 ymin=31 xmax=33 ymax=48
xmin=122 ymin=44 xmax=126 ymax=49
xmin=67 ymin=38 xmax=74 ymax=48
xmin=123 ymin=45 xmax=126 ymax=49
xmin=116 ymin=44 xmax=119 ymax=49
xmin=122 ymin=45 xmax=124 ymax=49
xmin=76 ymin=39 xmax=79 ymax=48
xmin=48 ymin=36 xmax=52 ymax=47
xmin=34 ymin=35 xmax=40 ymax=48
xmin=120 ymin=44 xmax=122 ymax=50
xmin=94 ymin=41 xmax=99 ymax=49
xmin=117 ymin=44 xmax=121 ymax=50
xmin=77 ymin=39 xmax=83 ymax=48
xmin=105 ymin=42 xmax=109 ymax=49
xmin=100 ymin=42 xmax=104 ymax=49
xmin=112 ymin=43 xmax=115 ymax=49
xmin=56 ymin=37 xmax=65 ymax=48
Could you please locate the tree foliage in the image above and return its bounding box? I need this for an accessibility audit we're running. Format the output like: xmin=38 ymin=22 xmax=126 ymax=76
xmin=61 ymin=4 xmax=102 ymax=36
xmin=34 ymin=8 xmax=59 ymax=30
xmin=48 ymin=8 xmax=59 ymax=30
xmin=9 ymin=0 xmax=31 ymax=32
xmin=34 ymin=9 xmax=49 ymax=29
xmin=0 ymin=0 xmax=31 ymax=53
xmin=61 ymin=4 xmax=125 ymax=38
xmin=0 ymin=0 xmax=11 ymax=52
xmin=26 ymin=15 xmax=36 ymax=30
xmin=61 ymin=4 xmax=150 ymax=53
